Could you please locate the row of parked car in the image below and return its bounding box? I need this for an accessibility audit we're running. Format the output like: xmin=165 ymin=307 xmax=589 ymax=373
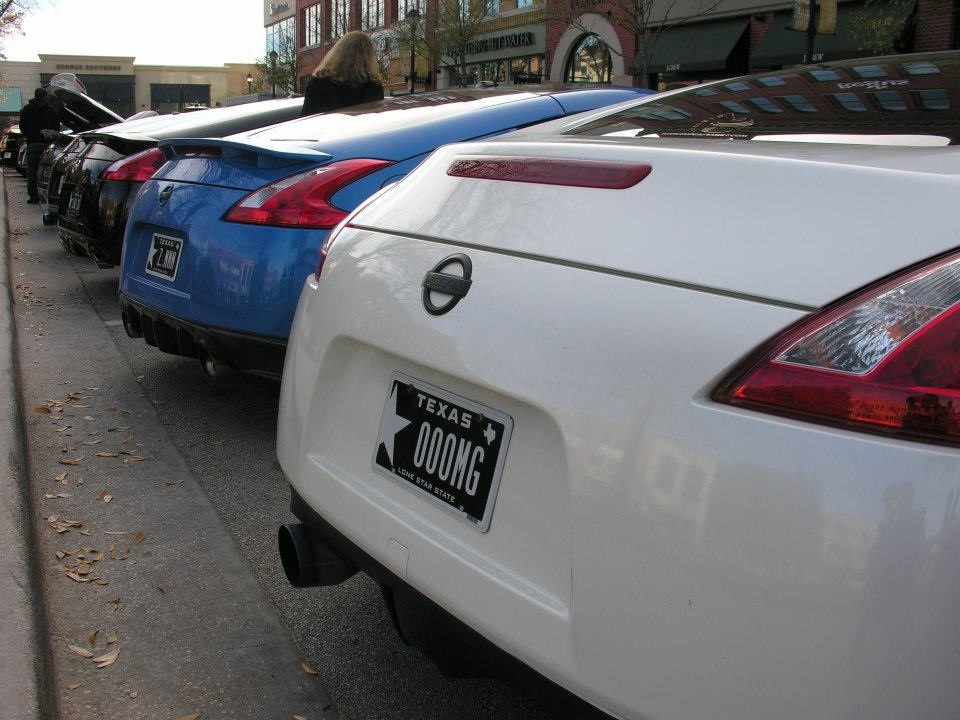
xmin=24 ymin=50 xmax=960 ymax=720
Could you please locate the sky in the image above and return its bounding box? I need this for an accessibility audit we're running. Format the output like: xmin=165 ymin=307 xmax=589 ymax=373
xmin=2 ymin=0 xmax=267 ymax=66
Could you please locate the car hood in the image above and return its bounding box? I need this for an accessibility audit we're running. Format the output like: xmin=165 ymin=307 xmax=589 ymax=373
xmin=48 ymin=86 xmax=125 ymax=133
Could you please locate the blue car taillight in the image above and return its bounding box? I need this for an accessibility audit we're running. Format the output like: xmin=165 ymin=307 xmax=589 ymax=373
xmin=224 ymin=158 xmax=394 ymax=230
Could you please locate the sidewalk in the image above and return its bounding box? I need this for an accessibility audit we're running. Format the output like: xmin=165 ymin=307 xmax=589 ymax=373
xmin=0 ymin=169 xmax=47 ymax=718
xmin=1 ymin=169 xmax=340 ymax=718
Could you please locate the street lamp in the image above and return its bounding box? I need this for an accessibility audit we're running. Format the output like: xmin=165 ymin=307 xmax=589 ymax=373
xmin=406 ymin=8 xmax=420 ymax=95
xmin=246 ymin=73 xmax=253 ymax=95
xmin=269 ymin=50 xmax=279 ymax=98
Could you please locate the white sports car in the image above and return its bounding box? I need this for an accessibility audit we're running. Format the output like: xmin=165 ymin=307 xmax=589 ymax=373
xmin=277 ymin=51 xmax=960 ymax=720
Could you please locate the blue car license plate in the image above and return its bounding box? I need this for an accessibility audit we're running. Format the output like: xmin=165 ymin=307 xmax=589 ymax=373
xmin=373 ymin=372 xmax=513 ymax=532
xmin=145 ymin=233 xmax=183 ymax=281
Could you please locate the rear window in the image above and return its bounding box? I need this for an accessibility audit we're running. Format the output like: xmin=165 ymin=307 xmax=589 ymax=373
xmin=564 ymin=52 xmax=960 ymax=145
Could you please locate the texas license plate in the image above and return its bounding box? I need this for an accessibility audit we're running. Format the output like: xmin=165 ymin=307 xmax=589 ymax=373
xmin=144 ymin=233 xmax=183 ymax=281
xmin=373 ymin=372 xmax=512 ymax=532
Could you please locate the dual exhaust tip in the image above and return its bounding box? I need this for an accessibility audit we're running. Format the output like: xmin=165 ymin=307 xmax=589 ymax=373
xmin=278 ymin=523 xmax=357 ymax=588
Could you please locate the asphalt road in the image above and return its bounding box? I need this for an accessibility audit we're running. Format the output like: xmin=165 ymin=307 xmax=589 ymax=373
xmin=11 ymin=170 xmax=552 ymax=720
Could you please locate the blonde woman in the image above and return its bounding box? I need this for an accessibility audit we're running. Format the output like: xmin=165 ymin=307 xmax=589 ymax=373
xmin=302 ymin=31 xmax=384 ymax=116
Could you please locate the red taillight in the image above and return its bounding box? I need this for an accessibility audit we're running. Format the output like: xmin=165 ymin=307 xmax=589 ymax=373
xmin=224 ymin=158 xmax=393 ymax=229
xmin=715 ymin=251 xmax=960 ymax=447
xmin=446 ymin=157 xmax=652 ymax=188
xmin=101 ymin=147 xmax=166 ymax=183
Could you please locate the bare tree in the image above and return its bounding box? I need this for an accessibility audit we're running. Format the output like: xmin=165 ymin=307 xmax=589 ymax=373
xmin=551 ymin=0 xmax=722 ymax=88
xmin=255 ymin=27 xmax=301 ymax=97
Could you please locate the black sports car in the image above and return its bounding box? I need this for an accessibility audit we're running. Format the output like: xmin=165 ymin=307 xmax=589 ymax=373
xmin=57 ymin=98 xmax=303 ymax=268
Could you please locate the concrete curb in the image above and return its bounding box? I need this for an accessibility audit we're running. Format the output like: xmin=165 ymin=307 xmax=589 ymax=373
xmin=0 ymin=171 xmax=51 ymax=718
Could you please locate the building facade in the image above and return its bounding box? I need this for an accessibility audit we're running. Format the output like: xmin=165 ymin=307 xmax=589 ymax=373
xmin=275 ymin=0 xmax=958 ymax=95
xmin=0 ymin=55 xmax=258 ymax=117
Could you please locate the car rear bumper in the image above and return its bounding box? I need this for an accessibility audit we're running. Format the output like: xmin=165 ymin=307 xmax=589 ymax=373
xmin=118 ymin=294 xmax=288 ymax=379
xmin=286 ymin=484 xmax=612 ymax=720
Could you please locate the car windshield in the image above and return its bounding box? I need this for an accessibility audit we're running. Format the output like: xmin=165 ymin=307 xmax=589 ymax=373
xmin=564 ymin=52 xmax=960 ymax=145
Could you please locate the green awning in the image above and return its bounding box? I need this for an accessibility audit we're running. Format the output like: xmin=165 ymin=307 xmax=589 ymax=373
xmin=644 ymin=17 xmax=750 ymax=74
xmin=751 ymin=1 xmax=914 ymax=68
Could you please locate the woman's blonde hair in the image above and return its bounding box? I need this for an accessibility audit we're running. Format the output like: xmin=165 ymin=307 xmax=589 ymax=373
xmin=314 ymin=31 xmax=382 ymax=85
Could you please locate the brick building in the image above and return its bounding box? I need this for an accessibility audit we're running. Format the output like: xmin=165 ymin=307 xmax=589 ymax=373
xmin=264 ymin=0 xmax=959 ymax=93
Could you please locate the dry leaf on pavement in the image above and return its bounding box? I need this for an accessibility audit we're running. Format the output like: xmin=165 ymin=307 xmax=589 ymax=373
xmin=107 ymin=631 xmax=118 ymax=645
xmin=66 ymin=682 xmax=81 ymax=690
xmin=67 ymin=644 xmax=93 ymax=658
xmin=98 ymin=490 xmax=113 ymax=503
xmin=299 ymin=659 xmax=318 ymax=675
xmin=86 ymin=630 xmax=98 ymax=646
xmin=95 ymin=451 xmax=119 ymax=458
xmin=175 ymin=714 xmax=201 ymax=720
xmin=93 ymin=648 xmax=120 ymax=668
xmin=58 ymin=457 xmax=84 ymax=466
xmin=34 ymin=405 xmax=52 ymax=413
xmin=133 ymin=531 xmax=145 ymax=545
xmin=128 ymin=690 xmax=139 ymax=698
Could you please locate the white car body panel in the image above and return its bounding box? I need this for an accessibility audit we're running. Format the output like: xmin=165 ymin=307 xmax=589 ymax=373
xmin=278 ymin=137 xmax=960 ymax=718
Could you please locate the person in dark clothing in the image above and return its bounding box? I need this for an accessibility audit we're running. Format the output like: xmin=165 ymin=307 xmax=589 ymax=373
xmin=301 ymin=31 xmax=384 ymax=117
xmin=18 ymin=87 xmax=60 ymax=204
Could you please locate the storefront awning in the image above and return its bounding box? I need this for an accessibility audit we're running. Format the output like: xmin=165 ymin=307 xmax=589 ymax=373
xmin=751 ymin=1 xmax=915 ymax=68
xmin=643 ymin=17 xmax=750 ymax=74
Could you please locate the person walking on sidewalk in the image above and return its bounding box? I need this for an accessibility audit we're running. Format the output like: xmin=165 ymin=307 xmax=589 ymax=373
xmin=19 ymin=87 xmax=60 ymax=204
xmin=301 ymin=31 xmax=384 ymax=117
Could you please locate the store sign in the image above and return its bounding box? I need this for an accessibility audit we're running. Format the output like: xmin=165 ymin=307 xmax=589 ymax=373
xmin=464 ymin=31 xmax=534 ymax=56
xmin=55 ymin=64 xmax=122 ymax=71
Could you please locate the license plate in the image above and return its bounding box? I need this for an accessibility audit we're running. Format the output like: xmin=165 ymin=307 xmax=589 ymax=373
xmin=144 ymin=233 xmax=183 ymax=281
xmin=373 ymin=372 xmax=512 ymax=532
xmin=67 ymin=188 xmax=82 ymax=215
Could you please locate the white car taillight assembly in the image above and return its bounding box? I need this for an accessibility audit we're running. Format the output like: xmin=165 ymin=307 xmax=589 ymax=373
xmin=224 ymin=158 xmax=393 ymax=229
xmin=715 ymin=250 xmax=960 ymax=447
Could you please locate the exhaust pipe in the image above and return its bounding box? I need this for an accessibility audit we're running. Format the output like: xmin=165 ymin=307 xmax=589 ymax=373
xmin=278 ymin=523 xmax=357 ymax=588
xmin=198 ymin=349 xmax=238 ymax=382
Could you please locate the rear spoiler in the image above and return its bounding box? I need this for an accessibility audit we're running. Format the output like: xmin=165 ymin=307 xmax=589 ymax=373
xmin=159 ymin=137 xmax=331 ymax=169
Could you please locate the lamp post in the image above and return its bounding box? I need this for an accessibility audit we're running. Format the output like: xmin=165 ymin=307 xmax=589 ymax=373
xmin=269 ymin=50 xmax=278 ymax=98
xmin=246 ymin=73 xmax=253 ymax=95
xmin=406 ymin=8 xmax=420 ymax=95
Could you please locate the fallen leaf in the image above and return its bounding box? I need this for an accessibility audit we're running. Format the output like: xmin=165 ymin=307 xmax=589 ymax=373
xmin=121 ymin=435 xmax=135 ymax=444
xmin=86 ymin=630 xmax=98 ymax=646
xmin=300 ymin=659 xmax=318 ymax=675
xmin=175 ymin=715 xmax=201 ymax=720
xmin=83 ymin=439 xmax=102 ymax=445
xmin=65 ymin=570 xmax=90 ymax=583
xmin=165 ymin=480 xmax=184 ymax=487
xmin=108 ymin=544 xmax=129 ymax=560
xmin=107 ymin=426 xmax=131 ymax=432
xmin=45 ymin=493 xmax=71 ymax=499
xmin=34 ymin=405 xmax=52 ymax=413
xmin=104 ymin=531 xmax=131 ymax=535
xmin=108 ymin=598 xmax=121 ymax=606
xmin=133 ymin=532 xmax=145 ymax=545
xmin=93 ymin=648 xmax=120 ymax=668
xmin=66 ymin=683 xmax=81 ymax=690
xmin=98 ymin=490 xmax=113 ymax=503
xmin=57 ymin=457 xmax=83 ymax=466
xmin=82 ymin=416 xmax=96 ymax=421
xmin=93 ymin=577 xmax=109 ymax=586
xmin=107 ymin=631 xmax=118 ymax=645
xmin=95 ymin=451 xmax=119 ymax=458
xmin=156 ymin=585 xmax=165 ymax=594
xmin=55 ymin=472 xmax=68 ymax=485
xmin=293 ymin=716 xmax=309 ymax=720
xmin=128 ymin=690 xmax=138 ymax=698
xmin=67 ymin=644 xmax=94 ymax=658
xmin=77 ymin=476 xmax=85 ymax=486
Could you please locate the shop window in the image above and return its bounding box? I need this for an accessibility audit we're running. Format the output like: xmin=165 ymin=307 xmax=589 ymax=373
xmin=827 ymin=92 xmax=867 ymax=112
xmin=852 ymin=65 xmax=886 ymax=79
xmin=871 ymin=90 xmax=907 ymax=111
xmin=564 ymin=34 xmax=612 ymax=84
xmin=901 ymin=61 xmax=939 ymax=76
xmin=715 ymin=100 xmax=750 ymax=114
xmin=780 ymin=94 xmax=817 ymax=112
xmin=304 ymin=3 xmax=322 ymax=46
xmin=916 ymin=89 xmax=950 ymax=110
xmin=331 ymin=0 xmax=349 ymax=39
xmin=362 ymin=0 xmax=384 ymax=29
xmin=807 ymin=68 xmax=841 ymax=82
xmin=747 ymin=97 xmax=782 ymax=113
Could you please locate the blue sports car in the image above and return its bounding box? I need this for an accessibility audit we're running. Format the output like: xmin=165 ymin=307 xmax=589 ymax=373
xmin=118 ymin=86 xmax=650 ymax=379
